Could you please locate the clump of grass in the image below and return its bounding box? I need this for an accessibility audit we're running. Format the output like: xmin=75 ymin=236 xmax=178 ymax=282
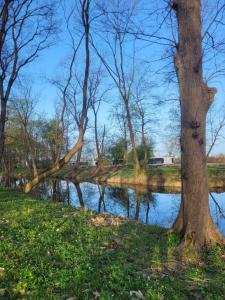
xmin=0 ymin=188 xmax=225 ymax=299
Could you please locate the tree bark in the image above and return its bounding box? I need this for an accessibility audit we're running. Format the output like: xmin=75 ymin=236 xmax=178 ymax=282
xmin=76 ymin=147 xmax=83 ymax=167
xmin=0 ymin=98 xmax=6 ymax=163
xmin=141 ymin=123 xmax=148 ymax=167
xmin=74 ymin=182 xmax=84 ymax=207
xmin=172 ymin=0 xmax=225 ymax=248
xmin=125 ymin=101 xmax=141 ymax=171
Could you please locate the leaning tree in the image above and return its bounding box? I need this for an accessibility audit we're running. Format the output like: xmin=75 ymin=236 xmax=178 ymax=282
xmin=23 ymin=0 xmax=91 ymax=192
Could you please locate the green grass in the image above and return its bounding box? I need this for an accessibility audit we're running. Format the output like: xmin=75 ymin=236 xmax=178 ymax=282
xmin=0 ymin=189 xmax=225 ymax=299
xmin=1 ymin=164 xmax=225 ymax=182
xmin=208 ymin=165 xmax=225 ymax=176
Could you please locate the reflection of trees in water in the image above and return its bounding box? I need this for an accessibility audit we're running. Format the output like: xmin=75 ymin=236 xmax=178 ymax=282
xmin=141 ymin=191 xmax=156 ymax=224
xmin=81 ymin=183 xmax=97 ymax=201
xmin=0 ymin=175 xmax=23 ymax=189
xmin=107 ymin=186 xmax=130 ymax=218
xmin=134 ymin=188 xmax=156 ymax=223
xmin=97 ymin=185 xmax=106 ymax=213
xmin=16 ymin=179 xmax=225 ymax=232
xmin=51 ymin=180 xmax=71 ymax=203
xmin=209 ymin=193 xmax=225 ymax=233
xmin=74 ymin=182 xmax=85 ymax=207
xmin=31 ymin=180 xmax=50 ymax=200
xmin=51 ymin=180 xmax=60 ymax=202
xmin=32 ymin=180 xmax=71 ymax=203
xmin=210 ymin=193 xmax=225 ymax=219
xmin=107 ymin=185 xmax=157 ymax=223
xmin=135 ymin=192 xmax=141 ymax=221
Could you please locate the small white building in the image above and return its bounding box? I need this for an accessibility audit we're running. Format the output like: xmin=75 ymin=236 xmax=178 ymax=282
xmin=162 ymin=156 xmax=174 ymax=164
xmin=148 ymin=156 xmax=174 ymax=165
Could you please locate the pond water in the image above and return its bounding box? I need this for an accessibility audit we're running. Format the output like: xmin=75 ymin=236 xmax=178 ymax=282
xmin=32 ymin=180 xmax=225 ymax=236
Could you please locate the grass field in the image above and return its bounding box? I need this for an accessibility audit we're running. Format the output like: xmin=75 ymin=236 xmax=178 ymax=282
xmin=0 ymin=188 xmax=225 ymax=299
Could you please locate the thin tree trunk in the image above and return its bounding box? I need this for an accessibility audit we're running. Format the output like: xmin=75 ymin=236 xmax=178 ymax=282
xmin=141 ymin=124 xmax=148 ymax=167
xmin=74 ymin=182 xmax=84 ymax=207
xmin=94 ymin=111 xmax=100 ymax=159
xmin=125 ymin=189 xmax=130 ymax=218
xmin=76 ymin=147 xmax=83 ymax=167
xmin=135 ymin=191 xmax=141 ymax=221
xmin=146 ymin=202 xmax=150 ymax=225
xmin=172 ymin=0 xmax=224 ymax=248
xmin=98 ymin=185 xmax=106 ymax=212
xmin=0 ymin=98 xmax=6 ymax=164
xmin=125 ymin=101 xmax=140 ymax=171
xmin=123 ymin=126 xmax=128 ymax=165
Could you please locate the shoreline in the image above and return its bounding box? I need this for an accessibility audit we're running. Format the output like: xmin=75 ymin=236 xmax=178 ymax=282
xmin=59 ymin=165 xmax=225 ymax=192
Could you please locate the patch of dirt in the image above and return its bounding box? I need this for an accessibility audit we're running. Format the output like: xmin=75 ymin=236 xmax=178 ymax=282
xmin=87 ymin=214 xmax=126 ymax=227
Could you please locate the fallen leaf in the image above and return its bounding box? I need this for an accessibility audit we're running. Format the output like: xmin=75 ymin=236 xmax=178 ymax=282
xmin=93 ymin=291 xmax=100 ymax=299
xmin=129 ymin=290 xmax=145 ymax=300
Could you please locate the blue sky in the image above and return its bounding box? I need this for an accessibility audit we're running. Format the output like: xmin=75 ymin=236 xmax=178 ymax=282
xmin=19 ymin=0 xmax=225 ymax=156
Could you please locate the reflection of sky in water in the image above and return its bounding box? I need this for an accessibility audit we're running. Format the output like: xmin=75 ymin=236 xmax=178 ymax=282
xmin=39 ymin=181 xmax=225 ymax=236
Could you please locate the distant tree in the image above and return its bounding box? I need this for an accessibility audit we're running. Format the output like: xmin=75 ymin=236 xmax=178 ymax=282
xmin=89 ymin=66 xmax=109 ymax=162
xmin=93 ymin=0 xmax=142 ymax=171
xmin=128 ymin=143 xmax=154 ymax=165
xmin=108 ymin=138 xmax=127 ymax=164
xmin=110 ymin=103 xmax=129 ymax=164
xmin=10 ymin=92 xmax=39 ymax=177
xmin=132 ymin=73 xmax=158 ymax=166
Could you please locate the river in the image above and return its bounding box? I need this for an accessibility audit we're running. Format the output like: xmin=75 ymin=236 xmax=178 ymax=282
xmin=31 ymin=180 xmax=225 ymax=236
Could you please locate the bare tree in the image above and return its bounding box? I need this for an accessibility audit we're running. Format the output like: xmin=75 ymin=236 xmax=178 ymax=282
xmin=133 ymin=74 xmax=157 ymax=166
xmin=110 ymin=103 xmax=129 ymax=164
xmin=0 ymin=0 xmax=56 ymax=163
xmin=23 ymin=0 xmax=91 ymax=193
xmin=88 ymin=66 xmax=109 ymax=163
xmin=92 ymin=1 xmax=142 ymax=171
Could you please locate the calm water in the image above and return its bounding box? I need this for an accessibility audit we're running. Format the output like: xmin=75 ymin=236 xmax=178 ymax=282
xmin=32 ymin=180 xmax=225 ymax=236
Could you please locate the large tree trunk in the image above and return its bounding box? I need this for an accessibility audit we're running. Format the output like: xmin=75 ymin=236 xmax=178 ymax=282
xmin=172 ymin=0 xmax=224 ymax=248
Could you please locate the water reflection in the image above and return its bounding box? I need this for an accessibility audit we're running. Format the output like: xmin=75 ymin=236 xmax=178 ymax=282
xmin=30 ymin=180 xmax=225 ymax=236
xmin=1 ymin=176 xmax=224 ymax=236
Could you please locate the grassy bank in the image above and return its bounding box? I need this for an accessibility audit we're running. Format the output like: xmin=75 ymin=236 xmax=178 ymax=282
xmin=57 ymin=164 xmax=225 ymax=190
xmin=0 ymin=189 xmax=225 ymax=299
xmin=1 ymin=165 xmax=225 ymax=190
